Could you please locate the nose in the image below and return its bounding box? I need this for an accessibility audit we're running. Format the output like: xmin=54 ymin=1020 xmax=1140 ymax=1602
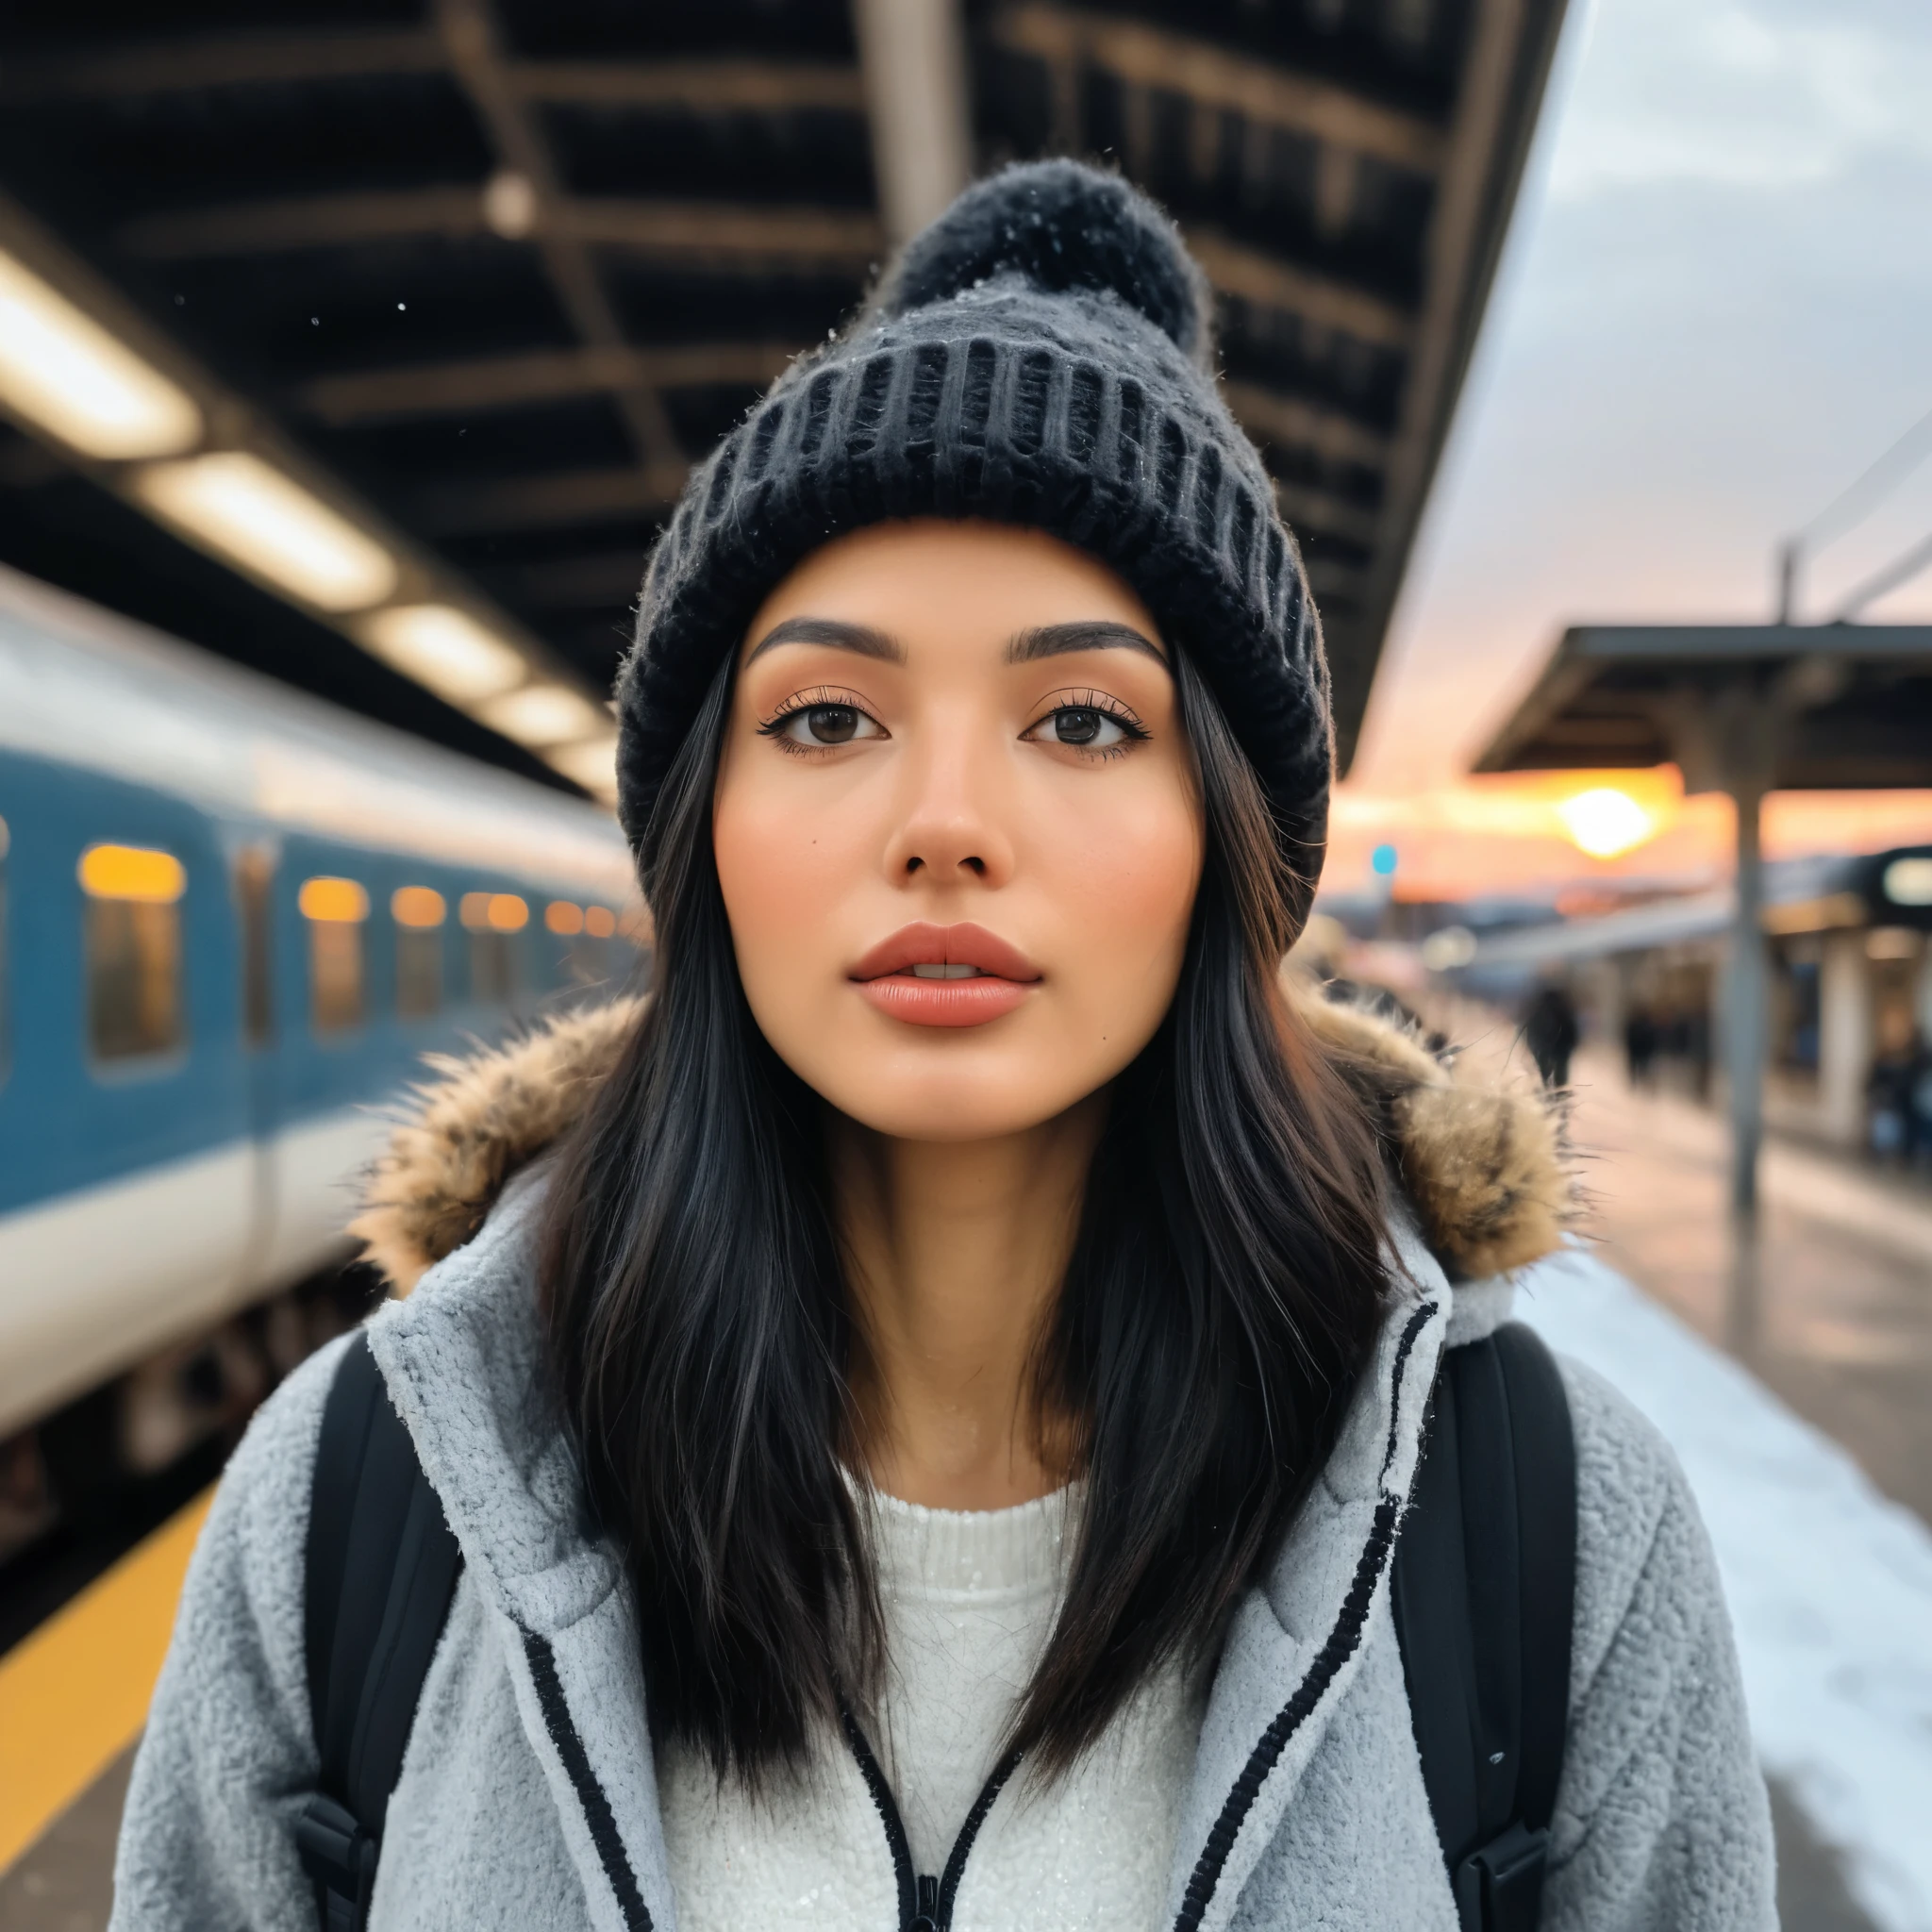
xmin=882 ymin=729 xmax=1015 ymax=888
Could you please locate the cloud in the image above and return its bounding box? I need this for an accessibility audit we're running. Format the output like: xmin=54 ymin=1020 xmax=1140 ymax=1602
xmin=1351 ymin=0 xmax=1932 ymax=806
xmin=1546 ymin=0 xmax=1932 ymax=199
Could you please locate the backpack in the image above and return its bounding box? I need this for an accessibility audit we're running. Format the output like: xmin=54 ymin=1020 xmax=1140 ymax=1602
xmin=1391 ymin=1322 xmax=1577 ymax=1932
xmin=295 ymin=1335 xmax=461 ymax=1932
xmin=295 ymin=1323 xmax=1575 ymax=1932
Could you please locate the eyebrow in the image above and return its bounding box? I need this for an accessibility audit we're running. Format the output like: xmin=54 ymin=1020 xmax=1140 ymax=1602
xmin=1007 ymin=621 xmax=1167 ymax=666
xmin=745 ymin=617 xmax=906 ymax=664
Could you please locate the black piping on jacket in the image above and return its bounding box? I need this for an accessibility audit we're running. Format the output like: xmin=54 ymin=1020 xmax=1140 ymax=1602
xmin=523 ymin=1629 xmax=656 ymax=1931
xmin=517 ymin=1300 xmax=1437 ymax=1932
xmin=1174 ymin=1300 xmax=1433 ymax=1930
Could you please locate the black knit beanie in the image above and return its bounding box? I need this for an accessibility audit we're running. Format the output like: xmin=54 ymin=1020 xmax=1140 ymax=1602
xmin=616 ymin=158 xmax=1332 ymax=921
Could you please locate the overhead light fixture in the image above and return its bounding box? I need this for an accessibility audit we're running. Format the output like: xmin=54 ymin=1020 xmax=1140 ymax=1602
xmin=0 ymin=248 xmax=201 ymax=458
xmin=541 ymin=732 xmax=621 ymax=798
xmin=482 ymin=170 xmax=540 ymax=240
xmin=359 ymin=603 xmax=527 ymax=705
xmin=133 ymin=451 xmax=397 ymax=611
xmin=477 ymin=682 xmax=608 ymax=748
xmin=1420 ymin=924 xmax=1477 ymax=972
xmin=1882 ymin=856 xmax=1932 ymax=907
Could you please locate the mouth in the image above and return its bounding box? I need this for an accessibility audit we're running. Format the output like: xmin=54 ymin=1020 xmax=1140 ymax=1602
xmin=850 ymin=922 xmax=1041 ymax=1028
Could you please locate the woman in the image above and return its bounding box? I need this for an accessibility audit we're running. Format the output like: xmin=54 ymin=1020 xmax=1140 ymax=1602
xmin=113 ymin=163 xmax=1774 ymax=1931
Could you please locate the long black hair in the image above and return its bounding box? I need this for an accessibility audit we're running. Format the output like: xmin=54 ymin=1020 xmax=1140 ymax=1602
xmin=541 ymin=645 xmax=1391 ymax=1779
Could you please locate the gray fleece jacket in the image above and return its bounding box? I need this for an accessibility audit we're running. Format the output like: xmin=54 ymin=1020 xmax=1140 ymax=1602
xmin=109 ymin=997 xmax=1776 ymax=1932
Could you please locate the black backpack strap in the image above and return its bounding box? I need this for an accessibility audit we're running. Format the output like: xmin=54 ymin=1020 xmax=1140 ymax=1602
xmin=1393 ymin=1320 xmax=1576 ymax=1932
xmin=297 ymin=1331 xmax=463 ymax=1932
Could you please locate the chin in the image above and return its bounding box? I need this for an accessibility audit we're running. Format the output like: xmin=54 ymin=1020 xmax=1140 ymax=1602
xmin=807 ymin=1054 xmax=1105 ymax=1145
xmin=834 ymin=1094 xmax=1081 ymax=1143
xmin=752 ymin=993 xmax=1158 ymax=1143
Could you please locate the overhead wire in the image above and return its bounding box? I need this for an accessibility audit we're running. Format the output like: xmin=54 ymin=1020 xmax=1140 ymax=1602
xmin=1832 ymin=527 xmax=1932 ymax=621
xmin=1795 ymin=402 xmax=1932 ymax=553
xmin=1780 ymin=399 xmax=1932 ymax=621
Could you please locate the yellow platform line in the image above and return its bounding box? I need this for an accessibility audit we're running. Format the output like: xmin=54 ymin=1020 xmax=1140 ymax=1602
xmin=0 ymin=1487 xmax=214 ymax=1873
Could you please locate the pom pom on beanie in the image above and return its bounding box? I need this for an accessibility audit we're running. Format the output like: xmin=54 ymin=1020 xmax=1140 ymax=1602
xmin=882 ymin=158 xmax=1213 ymax=369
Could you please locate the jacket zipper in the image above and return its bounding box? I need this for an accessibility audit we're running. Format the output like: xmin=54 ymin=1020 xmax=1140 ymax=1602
xmin=520 ymin=1297 xmax=1435 ymax=1932
xmin=840 ymin=1702 xmax=1022 ymax=1932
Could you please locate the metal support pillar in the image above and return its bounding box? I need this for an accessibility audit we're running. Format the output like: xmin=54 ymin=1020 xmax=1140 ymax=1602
xmin=1818 ymin=930 xmax=1875 ymax=1143
xmin=1724 ymin=772 xmax=1768 ymax=1215
xmin=853 ymin=0 xmax=973 ymax=243
xmin=1708 ymin=676 xmax=1777 ymax=1219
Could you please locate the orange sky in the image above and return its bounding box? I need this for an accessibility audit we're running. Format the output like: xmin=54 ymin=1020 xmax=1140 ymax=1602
xmin=1323 ymin=770 xmax=1932 ymax=901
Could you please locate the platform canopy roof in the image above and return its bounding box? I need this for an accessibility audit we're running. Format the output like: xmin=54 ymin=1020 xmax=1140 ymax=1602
xmin=1478 ymin=621 xmax=1932 ymax=1221
xmin=0 ymin=0 xmax=1566 ymax=793
xmin=1475 ymin=623 xmax=1932 ymax=793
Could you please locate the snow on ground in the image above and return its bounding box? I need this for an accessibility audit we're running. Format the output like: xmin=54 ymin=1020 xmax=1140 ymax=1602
xmin=1514 ymin=1247 xmax=1932 ymax=1932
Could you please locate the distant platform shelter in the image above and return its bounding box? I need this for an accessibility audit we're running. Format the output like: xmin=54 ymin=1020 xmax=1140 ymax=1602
xmin=1476 ymin=621 xmax=1932 ymax=1210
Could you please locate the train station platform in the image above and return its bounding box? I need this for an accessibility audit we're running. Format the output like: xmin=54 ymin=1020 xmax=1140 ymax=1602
xmin=1515 ymin=1036 xmax=1932 ymax=1931
xmin=1567 ymin=1046 xmax=1932 ymax=1527
xmin=0 ymin=1489 xmax=209 ymax=1925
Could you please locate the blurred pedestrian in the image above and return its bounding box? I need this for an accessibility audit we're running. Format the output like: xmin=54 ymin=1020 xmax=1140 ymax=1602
xmin=1624 ymin=1005 xmax=1657 ymax=1088
xmin=1867 ymin=1015 xmax=1928 ymax=1164
xmin=1685 ymin=1007 xmax=1713 ymax=1103
xmin=1524 ymin=982 xmax=1580 ymax=1089
xmin=1910 ymin=1031 xmax=1932 ymax=1166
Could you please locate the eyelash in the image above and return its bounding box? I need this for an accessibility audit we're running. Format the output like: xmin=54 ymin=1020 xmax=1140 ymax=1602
xmin=757 ymin=686 xmax=881 ymax=756
xmin=1026 ymin=690 xmax=1150 ymax=760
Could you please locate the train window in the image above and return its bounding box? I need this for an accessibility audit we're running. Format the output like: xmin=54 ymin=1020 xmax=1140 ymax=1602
xmin=299 ymin=875 xmax=369 ymax=1033
xmin=392 ymin=886 xmax=445 ymax=1018
xmin=549 ymin=900 xmax=612 ymax=986
xmin=80 ymin=843 xmax=186 ymax=1062
xmin=0 ymin=815 xmax=8 ymax=1079
xmin=234 ymin=848 xmax=275 ymax=1046
xmin=461 ymin=891 xmax=526 ymax=1004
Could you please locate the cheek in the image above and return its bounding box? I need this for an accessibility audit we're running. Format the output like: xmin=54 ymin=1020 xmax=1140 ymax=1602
xmin=712 ymin=761 xmax=867 ymax=983
xmin=1037 ymin=773 xmax=1202 ymax=987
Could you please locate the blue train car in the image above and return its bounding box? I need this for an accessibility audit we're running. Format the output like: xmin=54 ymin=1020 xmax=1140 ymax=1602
xmin=0 ymin=565 xmax=639 ymax=1451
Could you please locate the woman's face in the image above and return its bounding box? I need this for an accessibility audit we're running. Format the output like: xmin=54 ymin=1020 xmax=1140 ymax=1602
xmin=712 ymin=520 xmax=1205 ymax=1142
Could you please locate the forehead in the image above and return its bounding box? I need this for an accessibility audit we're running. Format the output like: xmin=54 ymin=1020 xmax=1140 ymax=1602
xmin=740 ymin=519 xmax=1164 ymax=658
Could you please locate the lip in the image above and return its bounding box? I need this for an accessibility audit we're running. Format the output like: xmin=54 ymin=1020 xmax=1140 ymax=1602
xmin=851 ymin=922 xmax=1041 ymax=983
xmin=850 ymin=922 xmax=1041 ymax=1029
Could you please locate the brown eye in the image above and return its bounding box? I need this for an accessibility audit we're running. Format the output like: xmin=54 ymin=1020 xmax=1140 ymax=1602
xmin=807 ymin=704 xmax=858 ymax=743
xmin=1033 ymin=704 xmax=1132 ymax=750
xmin=774 ymin=701 xmax=883 ymax=748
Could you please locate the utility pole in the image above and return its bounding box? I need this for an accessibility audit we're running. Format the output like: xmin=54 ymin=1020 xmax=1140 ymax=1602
xmin=1724 ymin=769 xmax=1769 ymax=1214
xmin=1775 ymin=539 xmax=1799 ymax=625
xmin=1712 ymin=682 xmax=1777 ymax=1218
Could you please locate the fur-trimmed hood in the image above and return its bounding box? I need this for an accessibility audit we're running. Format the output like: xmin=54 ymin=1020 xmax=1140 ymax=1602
xmin=350 ymin=984 xmax=1570 ymax=1297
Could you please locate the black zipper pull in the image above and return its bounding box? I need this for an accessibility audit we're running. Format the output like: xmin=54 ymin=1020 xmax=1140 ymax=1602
xmin=912 ymin=1872 xmax=941 ymax=1931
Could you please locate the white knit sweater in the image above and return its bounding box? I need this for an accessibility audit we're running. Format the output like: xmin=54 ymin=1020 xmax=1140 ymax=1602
xmin=658 ymin=1485 xmax=1208 ymax=1930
